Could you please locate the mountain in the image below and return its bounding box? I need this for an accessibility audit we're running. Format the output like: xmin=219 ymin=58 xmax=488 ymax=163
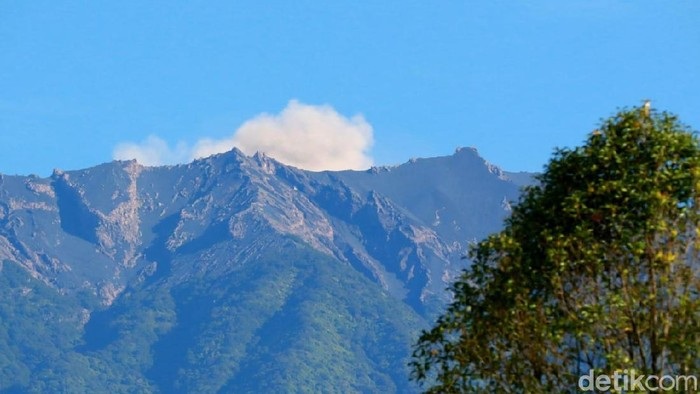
xmin=0 ymin=147 xmax=531 ymax=392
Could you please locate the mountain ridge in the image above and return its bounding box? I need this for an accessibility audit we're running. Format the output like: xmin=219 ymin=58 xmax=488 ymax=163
xmin=0 ymin=147 xmax=533 ymax=392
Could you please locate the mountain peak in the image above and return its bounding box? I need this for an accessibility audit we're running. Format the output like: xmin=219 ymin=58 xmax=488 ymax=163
xmin=453 ymin=146 xmax=480 ymax=156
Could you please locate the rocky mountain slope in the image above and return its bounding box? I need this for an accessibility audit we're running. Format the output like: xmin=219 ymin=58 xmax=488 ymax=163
xmin=0 ymin=147 xmax=530 ymax=392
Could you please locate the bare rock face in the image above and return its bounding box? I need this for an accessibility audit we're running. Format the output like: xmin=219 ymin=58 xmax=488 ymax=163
xmin=94 ymin=160 xmax=143 ymax=268
xmin=1 ymin=147 xmax=527 ymax=314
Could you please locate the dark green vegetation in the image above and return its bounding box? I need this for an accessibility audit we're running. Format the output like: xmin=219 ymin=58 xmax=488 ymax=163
xmin=1 ymin=240 xmax=422 ymax=393
xmin=411 ymin=105 xmax=700 ymax=392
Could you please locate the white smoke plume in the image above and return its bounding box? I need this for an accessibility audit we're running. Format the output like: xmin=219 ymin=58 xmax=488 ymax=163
xmin=113 ymin=100 xmax=374 ymax=171
xmin=113 ymin=136 xmax=190 ymax=167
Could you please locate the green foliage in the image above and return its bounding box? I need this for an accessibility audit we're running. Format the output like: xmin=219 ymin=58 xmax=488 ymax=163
xmin=219 ymin=244 xmax=422 ymax=393
xmin=0 ymin=261 xmax=109 ymax=393
xmin=173 ymin=242 xmax=424 ymax=393
xmin=411 ymin=105 xmax=700 ymax=392
xmin=0 ymin=239 xmax=425 ymax=392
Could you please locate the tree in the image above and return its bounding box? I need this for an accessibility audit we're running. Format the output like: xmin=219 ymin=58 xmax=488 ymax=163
xmin=410 ymin=104 xmax=700 ymax=392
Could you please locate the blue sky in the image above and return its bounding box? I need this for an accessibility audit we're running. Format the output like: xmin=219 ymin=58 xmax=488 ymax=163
xmin=1 ymin=1 xmax=699 ymax=175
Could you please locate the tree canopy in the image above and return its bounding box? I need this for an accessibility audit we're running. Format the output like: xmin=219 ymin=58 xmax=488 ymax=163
xmin=410 ymin=104 xmax=700 ymax=392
